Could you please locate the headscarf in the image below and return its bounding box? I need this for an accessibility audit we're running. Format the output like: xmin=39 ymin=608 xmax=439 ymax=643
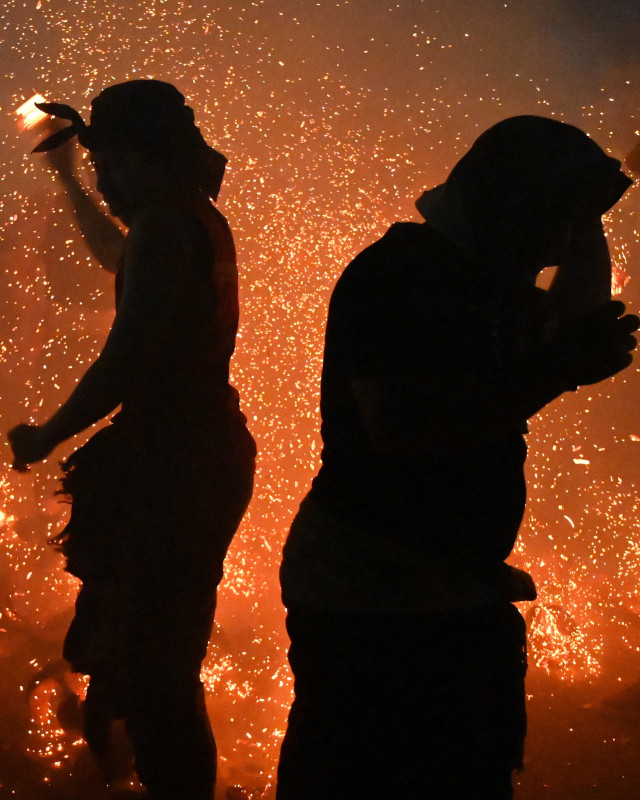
xmin=416 ymin=115 xmax=632 ymax=257
xmin=33 ymin=79 xmax=227 ymax=201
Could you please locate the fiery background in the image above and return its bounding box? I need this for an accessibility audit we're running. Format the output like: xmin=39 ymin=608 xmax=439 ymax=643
xmin=2 ymin=0 xmax=640 ymax=797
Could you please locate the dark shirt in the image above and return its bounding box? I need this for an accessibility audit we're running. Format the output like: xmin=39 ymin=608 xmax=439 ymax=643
xmin=310 ymin=222 xmax=528 ymax=562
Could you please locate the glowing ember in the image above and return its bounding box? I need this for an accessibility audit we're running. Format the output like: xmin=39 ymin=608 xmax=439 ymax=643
xmin=526 ymin=603 xmax=602 ymax=678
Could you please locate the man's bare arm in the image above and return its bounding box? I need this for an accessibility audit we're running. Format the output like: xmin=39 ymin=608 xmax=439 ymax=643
xmin=40 ymin=135 xmax=125 ymax=273
xmin=8 ymin=206 xmax=185 ymax=468
xmin=56 ymin=170 xmax=125 ymax=273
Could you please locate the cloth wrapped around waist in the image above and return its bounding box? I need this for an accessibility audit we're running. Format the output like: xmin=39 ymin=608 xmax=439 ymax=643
xmin=52 ymin=423 xmax=130 ymax=581
xmin=52 ymin=414 xmax=256 ymax=583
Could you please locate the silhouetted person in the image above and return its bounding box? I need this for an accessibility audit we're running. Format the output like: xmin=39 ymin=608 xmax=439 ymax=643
xmin=8 ymin=80 xmax=256 ymax=800
xmin=277 ymin=116 xmax=639 ymax=800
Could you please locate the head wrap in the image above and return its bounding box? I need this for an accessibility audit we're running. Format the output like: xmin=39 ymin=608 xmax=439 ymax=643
xmin=416 ymin=116 xmax=632 ymax=255
xmin=32 ymin=80 xmax=227 ymax=200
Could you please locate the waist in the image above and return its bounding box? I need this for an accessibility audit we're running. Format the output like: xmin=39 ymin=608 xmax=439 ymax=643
xmin=311 ymin=435 xmax=527 ymax=560
xmin=117 ymin=388 xmax=253 ymax=448
xmin=121 ymin=380 xmax=242 ymax=419
xmin=281 ymin=495 xmax=536 ymax=614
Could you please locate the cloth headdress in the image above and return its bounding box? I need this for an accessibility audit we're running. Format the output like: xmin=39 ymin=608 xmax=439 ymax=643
xmin=416 ymin=115 xmax=632 ymax=254
xmin=32 ymin=80 xmax=227 ymax=201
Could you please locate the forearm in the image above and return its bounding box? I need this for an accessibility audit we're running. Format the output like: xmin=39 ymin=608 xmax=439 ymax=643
xmin=40 ymin=358 xmax=123 ymax=449
xmin=548 ymin=220 xmax=611 ymax=320
xmin=58 ymin=172 xmax=125 ymax=274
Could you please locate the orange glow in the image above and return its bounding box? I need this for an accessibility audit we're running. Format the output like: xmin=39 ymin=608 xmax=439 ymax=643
xmin=2 ymin=2 xmax=640 ymax=796
xmin=15 ymin=95 xmax=49 ymax=131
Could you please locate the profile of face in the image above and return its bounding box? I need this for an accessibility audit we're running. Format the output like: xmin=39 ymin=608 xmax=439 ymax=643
xmin=92 ymin=147 xmax=160 ymax=225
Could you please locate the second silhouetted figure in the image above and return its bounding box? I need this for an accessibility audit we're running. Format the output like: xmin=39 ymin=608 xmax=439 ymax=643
xmin=278 ymin=115 xmax=638 ymax=800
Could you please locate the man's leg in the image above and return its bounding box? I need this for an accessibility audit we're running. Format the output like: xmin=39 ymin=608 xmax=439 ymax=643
xmin=277 ymin=604 xmax=527 ymax=800
xmin=124 ymin=669 xmax=216 ymax=800
xmin=119 ymin=562 xmax=220 ymax=800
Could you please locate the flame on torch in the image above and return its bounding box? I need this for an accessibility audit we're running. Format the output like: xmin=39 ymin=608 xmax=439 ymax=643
xmin=15 ymin=94 xmax=49 ymax=131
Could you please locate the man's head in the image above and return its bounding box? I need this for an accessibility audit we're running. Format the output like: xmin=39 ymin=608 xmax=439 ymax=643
xmin=417 ymin=115 xmax=632 ymax=274
xmin=33 ymin=79 xmax=227 ymax=222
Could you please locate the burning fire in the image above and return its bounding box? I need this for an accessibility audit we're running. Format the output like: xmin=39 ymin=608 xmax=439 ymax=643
xmin=526 ymin=603 xmax=602 ymax=678
xmin=15 ymin=95 xmax=49 ymax=132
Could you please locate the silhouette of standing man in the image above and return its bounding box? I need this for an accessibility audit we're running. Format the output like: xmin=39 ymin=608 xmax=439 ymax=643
xmin=8 ymin=80 xmax=255 ymax=800
xmin=277 ymin=116 xmax=638 ymax=800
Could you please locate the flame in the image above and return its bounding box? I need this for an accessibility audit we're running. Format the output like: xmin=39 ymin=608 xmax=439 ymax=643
xmin=15 ymin=95 xmax=49 ymax=131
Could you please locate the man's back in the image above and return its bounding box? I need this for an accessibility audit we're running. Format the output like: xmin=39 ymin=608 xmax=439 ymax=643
xmin=311 ymin=221 xmax=528 ymax=561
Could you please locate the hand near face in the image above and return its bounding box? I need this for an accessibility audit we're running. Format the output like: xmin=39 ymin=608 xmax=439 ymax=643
xmin=551 ymin=300 xmax=639 ymax=387
xmin=32 ymin=117 xmax=78 ymax=181
xmin=561 ymin=216 xmax=609 ymax=266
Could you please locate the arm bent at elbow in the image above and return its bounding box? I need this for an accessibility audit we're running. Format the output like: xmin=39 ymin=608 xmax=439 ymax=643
xmin=547 ymin=216 xmax=612 ymax=321
xmin=8 ymin=353 xmax=125 ymax=470
xmin=354 ymin=300 xmax=638 ymax=458
xmin=8 ymin=204 xmax=199 ymax=470
xmin=59 ymin=173 xmax=125 ymax=274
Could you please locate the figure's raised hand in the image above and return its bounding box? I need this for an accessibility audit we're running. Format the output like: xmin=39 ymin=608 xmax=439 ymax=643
xmin=32 ymin=117 xmax=78 ymax=180
xmin=7 ymin=424 xmax=56 ymax=472
xmin=551 ymin=300 xmax=639 ymax=387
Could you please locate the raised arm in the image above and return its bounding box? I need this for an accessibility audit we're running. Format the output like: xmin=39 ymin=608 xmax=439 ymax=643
xmin=546 ymin=216 xmax=612 ymax=321
xmin=41 ymin=134 xmax=125 ymax=274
